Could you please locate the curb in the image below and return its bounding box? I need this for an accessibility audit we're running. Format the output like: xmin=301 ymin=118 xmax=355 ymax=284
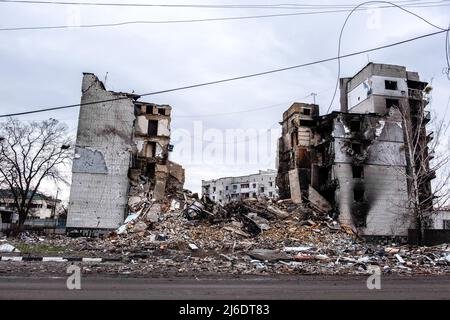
xmin=0 ymin=256 xmax=124 ymax=263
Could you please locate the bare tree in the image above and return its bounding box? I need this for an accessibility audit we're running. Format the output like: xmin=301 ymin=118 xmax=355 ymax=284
xmin=0 ymin=118 xmax=72 ymax=233
xmin=397 ymin=89 xmax=450 ymax=244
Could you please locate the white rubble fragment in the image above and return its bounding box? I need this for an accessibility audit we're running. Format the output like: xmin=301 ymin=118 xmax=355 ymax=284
xmin=357 ymin=256 xmax=370 ymax=263
xmin=219 ymin=254 xmax=233 ymax=261
xmin=117 ymin=225 xmax=127 ymax=235
xmin=375 ymin=120 xmax=385 ymax=137
xmin=188 ymin=243 xmax=199 ymax=251
xmin=170 ymin=199 xmax=181 ymax=211
xmin=128 ymin=196 xmax=142 ymax=207
xmin=395 ymin=254 xmax=405 ymax=264
xmin=283 ymin=246 xmax=312 ymax=253
xmin=0 ymin=243 xmax=19 ymax=253
xmin=124 ymin=213 xmax=139 ymax=224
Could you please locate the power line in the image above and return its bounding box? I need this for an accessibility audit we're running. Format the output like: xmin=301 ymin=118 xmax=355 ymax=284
xmin=1 ymin=2 xmax=449 ymax=31
xmin=445 ymin=22 xmax=450 ymax=79
xmin=1 ymin=0 xmax=448 ymax=9
xmin=0 ymin=11 xmax=370 ymax=32
xmin=0 ymin=27 xmax=448 ymax=119
xmin=326 ymin=0 xmax=448 ymax=114
xmin=177 ymin=92 xmax=319 ymax=118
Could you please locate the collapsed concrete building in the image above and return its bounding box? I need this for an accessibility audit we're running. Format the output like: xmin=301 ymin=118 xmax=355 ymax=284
xmin=276 ymin=63 xmax=433 ymax=239
xmin=202 ymin=169 xmax=279 ymax=205
xmin=67 ymin=73 xmax=184 ymax=235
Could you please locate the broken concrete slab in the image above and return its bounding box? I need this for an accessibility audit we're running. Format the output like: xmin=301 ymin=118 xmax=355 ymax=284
xmin=288 ymin=169 xmax=302 ymax=204
xmin=267 ymin=205 xmax=290 ymax=219
xmin=294 ymin=254 xmax=315 ymax=261
xmin=246 ymin=249 xmax=292 ymax=262
xmin=129 ymin=221 xmax=148 ymax=233
xmin=223 ymin=226 xmax=251 ymax=238
xmin=395 ymin=254 xmax=405 ymax=264
xmin=188 ymin=243 xmax=199 ymax=251
xmin=283 ymin=246 xmax=313 ymax=253
xmin=308 ymin=186 xmax=332 ymax=214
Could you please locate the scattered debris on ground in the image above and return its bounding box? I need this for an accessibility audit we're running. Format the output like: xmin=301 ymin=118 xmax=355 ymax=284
xmin=1 ymin=192 xmax=450 ymax=276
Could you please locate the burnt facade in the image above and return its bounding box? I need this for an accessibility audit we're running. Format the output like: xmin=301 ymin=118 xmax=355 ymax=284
xmin=67 ymin=73 xmax=184 ymax=232
xmin=277 ymin=63 xmax=433 ymax=237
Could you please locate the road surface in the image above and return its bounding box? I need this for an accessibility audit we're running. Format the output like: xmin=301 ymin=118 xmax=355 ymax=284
xmin=0 ymin=275 xmax=449 ymax=299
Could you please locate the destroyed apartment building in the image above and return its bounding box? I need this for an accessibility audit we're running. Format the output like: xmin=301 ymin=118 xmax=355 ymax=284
xmin=277 ymin=63 xmax=433 ymax=239
xmin=202 ymin=170 xmax=279 ymax=205
xmin=66 ymin=73 xmax=185 ymax=235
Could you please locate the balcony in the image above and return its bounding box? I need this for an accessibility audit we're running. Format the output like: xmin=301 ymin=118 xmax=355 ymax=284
xmin=408 ymin=88 xmax=423 ymax=100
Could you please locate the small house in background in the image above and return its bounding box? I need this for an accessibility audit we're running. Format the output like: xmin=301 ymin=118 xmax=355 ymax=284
xmin=0 ymin=189 xmax=66 ymax=234
xmin=0 ymin=189 xmax=64 ymax=219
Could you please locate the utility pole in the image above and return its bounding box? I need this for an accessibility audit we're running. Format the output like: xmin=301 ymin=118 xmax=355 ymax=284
xmin=311 ymin=93 xmax=317 ymax=104
xmin=52 ymin=190 xmax=58 ymax=218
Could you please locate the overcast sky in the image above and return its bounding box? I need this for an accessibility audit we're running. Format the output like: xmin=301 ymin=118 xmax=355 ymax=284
xmin=0 ymin=0 xmax=449 ymax=201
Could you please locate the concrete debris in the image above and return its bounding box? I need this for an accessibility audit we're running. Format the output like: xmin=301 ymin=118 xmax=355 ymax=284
xmin=395 ymin=254 xmax=405 ymax=264
xmin=188 ymin=243 xmax=199 ymax=251
xmin=0 ymin=243 xmax=19 ymax=253
xmin=284 ymin=246 xmax=313 ymax=252
xmin=385 ymin=247 xmax=400 ymax=254
xmin=308 ymin=186 xmax=332 ymax=214
xmin=314 ymin=254 xmax=329 ymax=261
xmin=129 ymin=221 xmax=148 ymax=234
xmin=247 ymin=249 xmax=292 ymax=262
xmin=3 ymin=189 xmax=450 ymax=277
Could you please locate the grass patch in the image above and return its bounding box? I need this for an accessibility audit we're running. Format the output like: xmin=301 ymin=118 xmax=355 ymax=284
xmin=14 ymin=243 xmax=67 ymax=254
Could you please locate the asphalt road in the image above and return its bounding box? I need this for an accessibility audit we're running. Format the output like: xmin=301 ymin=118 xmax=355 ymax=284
xmin=0 ymin=275 xmax=449 ymax=299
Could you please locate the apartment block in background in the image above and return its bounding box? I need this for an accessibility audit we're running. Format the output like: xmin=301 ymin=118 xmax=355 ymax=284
xmin=202 ymin=170 xmax=278 ymax=205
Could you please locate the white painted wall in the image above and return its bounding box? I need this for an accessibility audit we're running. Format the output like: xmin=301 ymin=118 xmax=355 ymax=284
xmin=348 ymin=75 xmax=408 ymax=111
xmin=67 ymin=74 xmax=135 ymax=230
xmin=157 ymin=119 xmax=170 ymax=137
xmin=202 ymin=170 xmax=278 ymax=204
xmin=431 ymin=210 xmax=450 ymax=229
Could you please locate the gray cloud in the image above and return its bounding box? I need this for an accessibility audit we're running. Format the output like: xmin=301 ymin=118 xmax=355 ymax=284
xmin=0 ymin=0 xmax=449 ymax=199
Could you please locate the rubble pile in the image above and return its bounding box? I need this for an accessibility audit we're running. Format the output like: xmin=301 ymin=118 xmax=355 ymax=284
xmin=93 ymin=193 xmax=449 ymax=275
xmin=2 ymin=192 xmax=449 ymax=276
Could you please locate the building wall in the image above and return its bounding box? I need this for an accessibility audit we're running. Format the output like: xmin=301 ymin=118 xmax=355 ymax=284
xmin=331 ymin=111 xmax=411 ymax=236
xmin=348 ymin=75 xmax=408 ymax=111
xmin=346 ymin=63 xmax=407 ymax=92
xmin=202 ymin=170 xmax=278 ymax=205
xmin=431 ymin=210 xmax=450 ymax=229
xmin=276 ymin=102 xmax=319 ymax=199
xmin=67 ymin=74 xmax=181 ymax=231
xmin=67 ymin=73 xmax=135 ymax=230
xmin=0 ymin=198 xmax=61 ymax=219
xmin=334 ymin=163 xmax=411 ymax=236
